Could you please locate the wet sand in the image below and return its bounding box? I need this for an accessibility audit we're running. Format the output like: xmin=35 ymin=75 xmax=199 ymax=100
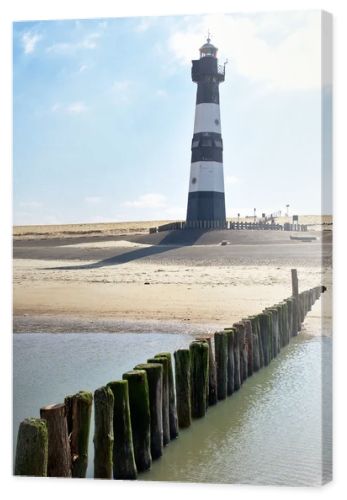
xmin=13 ymin=224 xmax=332 ymax=334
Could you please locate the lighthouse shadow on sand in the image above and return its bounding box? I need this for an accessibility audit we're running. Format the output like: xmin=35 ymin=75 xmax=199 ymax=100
xmin=46 ymin=229 xmax=207 ymax=271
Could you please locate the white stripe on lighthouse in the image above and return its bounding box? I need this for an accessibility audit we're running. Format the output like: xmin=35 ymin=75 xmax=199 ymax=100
xmin=188 ymin=162 xmax=225 ymax=193
xmin=193 ymin=103 xmax=221 ymax=134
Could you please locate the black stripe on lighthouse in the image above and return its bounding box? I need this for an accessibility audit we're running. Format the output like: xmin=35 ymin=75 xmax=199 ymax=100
xmin=196 ymin=81 xmax=220 ymax=104
xmin=191 ymin=132 xmax=223 ymax=163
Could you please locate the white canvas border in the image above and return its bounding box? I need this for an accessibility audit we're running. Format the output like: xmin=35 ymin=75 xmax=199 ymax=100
xmin=1 ymin=1 xmax=345 ymax=498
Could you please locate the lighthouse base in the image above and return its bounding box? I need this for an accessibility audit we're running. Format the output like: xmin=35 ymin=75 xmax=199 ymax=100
xmin=186 ymin=191 xmax=226 ymax=224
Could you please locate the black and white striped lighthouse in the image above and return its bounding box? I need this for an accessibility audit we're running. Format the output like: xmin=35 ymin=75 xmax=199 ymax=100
xmin=186 ymin=37 xmax=226 ymax=226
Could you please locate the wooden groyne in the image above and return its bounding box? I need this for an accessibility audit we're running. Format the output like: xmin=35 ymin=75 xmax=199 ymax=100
xmin=15 ymin=270 xmax=325 ymax=478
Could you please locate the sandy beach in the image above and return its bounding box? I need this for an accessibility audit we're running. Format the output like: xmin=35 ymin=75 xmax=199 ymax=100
xmin=13 ymin=218 xmax=332 ymax=335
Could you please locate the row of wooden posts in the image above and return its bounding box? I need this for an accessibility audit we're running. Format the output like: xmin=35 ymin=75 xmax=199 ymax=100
xmin=14 ymin=270 xmax=325 ymax=479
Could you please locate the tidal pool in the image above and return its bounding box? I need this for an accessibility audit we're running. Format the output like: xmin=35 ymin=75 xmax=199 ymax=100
xmin=13 ymin=324 xmax=332 ymax=485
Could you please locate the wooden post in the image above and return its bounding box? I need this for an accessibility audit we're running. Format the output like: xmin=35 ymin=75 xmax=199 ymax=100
xmin=154 ymin=353 xmax=179 ymax=439
xmin=189 ymin=341 xmax=209 ymax=418
xmin=214 ymin=331 xmax=228 ymax=400
xmin=234 ymin=322 xmax=248 ymax=383
xmin=233 ymin=326 xmax=241 ymax=391
xmin=196 ymin=337 xmax=218 ymax=406
xmin=107 ymin=380 xmax=137 ymax=480
xmin=264 ymin=310 xmax=275 ymax=361
xmin=147 ymin=356 xmax=170 ymax=446
xmin=134 ymin=363 xmax=164 ymax=460
xmin=258 ymin=314 xmax=270 ymax=366
xmin=122 ymin=370 xmax=152 ymax=472
xmin=225 ymin=329 xmax=235 ymax=395
xmin=40 ymin=403 xmax=72 ymax=477
xmin=65 ymin=391 xmax=93 ymax=478
xmin=291 ymin=296 xmax=299 ymax=336
xmin=15 ymin=418 xmax=48 ymax=477
xmin=243 ymin=320 xmax=254 ymax=376
xmin=285 ymin=298 xmax=294 ymax=340
xmin=291 ymin=269 xmax=299 ymax=297
xmin=174 ymin=349 xmax=192 ymax=428
xmin=249 ymin=316 xmax=260 ymax=372
xmin=93 ymin=386 xmax=114 ymax=479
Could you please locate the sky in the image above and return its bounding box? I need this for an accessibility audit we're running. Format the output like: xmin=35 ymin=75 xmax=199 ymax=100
xmin=13 ymin=11 xmax=331 ymax=225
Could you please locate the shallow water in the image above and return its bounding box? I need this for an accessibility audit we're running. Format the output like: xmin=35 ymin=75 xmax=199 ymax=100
xmin=13 ymin=322 xmax=332 ymax=485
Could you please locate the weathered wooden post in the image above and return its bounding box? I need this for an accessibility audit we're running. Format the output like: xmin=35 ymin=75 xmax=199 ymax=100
xmin=291 ymin=268 xmax=301 ymax=334
xmin=123 ymin=370 xmax=152 ymax=472
xmin=234 ymin=322 xmax=248 ymax=382
xmin=214 ymin=331 xmax=228 ymax=400
xmin=134 ymin=363 xmax=163 ymax=460
xmin=196 ymin=337 xmax=218 ymax=406
xmin=107 ymin=380 xmax=137 ymax=480
xmin=93 ymin=386 xmax=114 ymax=479
xmin=243 ymin=320 xmax=254 ymax=376
xmin=65 ymin=390 xmax=93 ymax=478
xmin=147 ymin=356 xmax=170 ymax=445
xmin=249 ymin=316 xmax=260 ymax=372
xmin=40 ymin=403 xmax=72 ymax=477
xmin=174 ymin=349 xmax=192 ymax=428
xmin=233 ymin=326 xmax=241 ymax=391
xmin=15 ymin=418 xmax=48 ymax=477
xmin=291 ymin=295 xmax=299 ymax=336
xmin=225 ymin=329 xmax=235 ymax=395
xmin=285 ymin=298 xmax=294 ymax=340
xmin=265 ymin=308 xmax=279 ymax=357
xmin=291 ymin=269 xmax=299 ymax=297
xmin=189 ymin=341 xmax=209 ymax=418
xmin=154 ymin=352 xmax=178 ymax=439
xmin=258 ymin=313 xmax=270 ymax=366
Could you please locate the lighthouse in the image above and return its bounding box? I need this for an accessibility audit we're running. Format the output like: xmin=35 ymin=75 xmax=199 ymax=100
xmin=186 ymin=37 xmax=226 ymax=227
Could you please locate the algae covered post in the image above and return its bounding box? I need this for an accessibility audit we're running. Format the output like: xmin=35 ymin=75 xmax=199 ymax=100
xmin=148 ymin=355 xmax=170 ymax=445
xmin=174 ymin=348 xmax=192 ymax=428
xmin=134 ymin=362 xmax=164 ymax=459
xmin=93 ymin=386 xmax=114 ymax=479
xmin=123 ymin=370 xmax=152 ymax=472
xmin=15 ymin=418 xmax=48 ymax=477
xmin=154 ymin=352 xmax=179 ymax=439
xmin=214 ymin=331 xmax=228 ymax=400
xmin=65 ymin=390 xmax=93 ymax=478
xmin=190 ymin=341 xmax=209 ymax=418
xmin=107 ymin=380 xmax=137 ymax=480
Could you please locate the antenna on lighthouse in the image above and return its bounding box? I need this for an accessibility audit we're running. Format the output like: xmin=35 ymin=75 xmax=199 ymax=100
xmin=207 ymin=29 xmax=211 ymax=43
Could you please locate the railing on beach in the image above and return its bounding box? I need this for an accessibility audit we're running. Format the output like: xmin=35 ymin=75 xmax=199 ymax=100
xmin=14 ymin=270 xmax=325 ymax=479
xmin=149 ymin=221 xmax=308 ymax=233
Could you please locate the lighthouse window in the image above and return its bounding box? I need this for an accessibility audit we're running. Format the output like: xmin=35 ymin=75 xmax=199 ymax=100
xmin=214 ymin=139 xmax=222 ymax=147
xmin=192 ymin=140 xmax=200 ymax=148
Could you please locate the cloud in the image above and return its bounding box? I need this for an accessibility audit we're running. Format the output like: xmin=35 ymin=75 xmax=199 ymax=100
xmin=21 ymin=31 xmax=42 ymax=54
xmin=51 ymin=101 xmax=88 ymax=114
xmin=85 ymin=196 xmax=102 ymax=204
xmin=123 ymin=193 xmax=167 ymax=209
xmin=66 ymin=101 xmax=88 ymax=114
xmin=167 ymin=12 xmax=321 ymax=91
xmin=46 ymin=33 xmax=101 ymax=54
